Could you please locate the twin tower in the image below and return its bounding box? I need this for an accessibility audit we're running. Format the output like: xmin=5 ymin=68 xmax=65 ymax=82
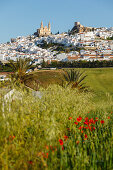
xmin=36 ymin=21 xmax=51 ymax=37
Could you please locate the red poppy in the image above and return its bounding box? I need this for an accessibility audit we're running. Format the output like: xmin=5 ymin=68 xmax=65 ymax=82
xmin=46 ymin=145 xmax=49 ymax=150
xmin=101 ymin=120 xmax=104 ymax=124
xmin=93 ymin=127 xmax=96 ymax=130
xmin=9 ymin=135 xmax=15 ymax=141
xmin=46 ymin=153 xmax=49 ymax=158
xmin=108 ymin=117 xmax=110 ymax=119
xmin=74 ymin=122 xmax=78 ymax=125
xmin=89 ymin=118 xmax=95 ymax=124
xmin=84 ymin=134 xmax=88 ymax=138
xmin=64 ymin=136 xmax=68 ymax=140
xmin=77 ymin=116 xmax=82 ymax=122
xmin=43 ymin=153 xmax=49 ymax=158
xmin=62 ymin=146 xmax=64 ymax=150
xmin=76 ymin=140 xmax=80 ymax=144
xmin=85 ymin=117 xmax=89 ymax=122
xmin=67 ymin=128 xmax=70 ymax=131
xmin=59 ymin=139 xmax=63 ymax=145
xmin=28 ymin=161 xmax=33 ymax=165
xmin=88 ymin=126 xmax=92 ymax=130
xmin=78 ymin=126 xmax=82 ymax=130
xmin=68 ymin=117 xmax=72 ymax=120
xmin=84 ymin=121 xmax=89 ymax=125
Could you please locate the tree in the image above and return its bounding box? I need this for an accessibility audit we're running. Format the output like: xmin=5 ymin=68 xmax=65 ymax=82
xmin=9 ymin=58 xmax=33 ymax=84
xmin=41 ymin=59 xmax=46 ymax=68
xmin=62 ymin=69 xmax=88 ymax=91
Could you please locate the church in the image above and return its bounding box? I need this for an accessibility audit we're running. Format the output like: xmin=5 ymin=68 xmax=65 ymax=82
xmin=34 ymin=21 xmax=51 ymax=37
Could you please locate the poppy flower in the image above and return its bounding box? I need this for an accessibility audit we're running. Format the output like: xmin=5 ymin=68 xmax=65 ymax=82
xmin=101 ymin=120 xmax=104 ymax=124
xmin=64 ymin=136 xmax=68 ymax=140
xmin=43 ymin=153 xmax=49 ymax=158
xmin=45 ymin=145 xmax=49 ymax=150
xmin=67 ymin=128 xmax=70 ymax=131
xmin=62 ymin=146 xmax=64 ymax=150
xmin=84 ymin=134 xmax=88 ymax=138
xmin=77 ymin=116 xmax=82 ymax=122
xmin=9 ymin=135 xmax=15 ymax=141
xmin=59 ymin=139 xmax=63 ymax=145
xmin=78 ymin=126 xmax=82 ymax=130
xmin=76 ymin=141 xmax=80 ymax=144
xmin=88 ymin=126 xmax=92 ymax=130
xmin=85 ymin=117 xmax=89 ymax=122
xmin=84 ymin=121 xmax=89 ymax=125
xmin=108 ymin=117 xmax=110 ymax=119
xmin=68 ymin=117 xmax=72 ymax=120
xmin=74 ymin=122 xmax=78 ymax=125
xmin=28 ymin=161 xmax=33 ymax=165
xmin=93 ymin=127 xmax=96 ymax=130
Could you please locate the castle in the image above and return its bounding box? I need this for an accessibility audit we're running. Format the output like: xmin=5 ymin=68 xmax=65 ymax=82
xmin=70 ymin=22 xmax=94 ymax=34
xmin=34 ymin=21 xmax=51 ymax=37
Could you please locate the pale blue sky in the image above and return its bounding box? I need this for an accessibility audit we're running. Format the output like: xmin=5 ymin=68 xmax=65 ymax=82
xmin=0 ymin=0 xmax=113 ymax=43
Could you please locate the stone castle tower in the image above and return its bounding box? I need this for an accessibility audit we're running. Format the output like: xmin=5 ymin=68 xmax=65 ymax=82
xmin=36 ymin=21 xmax=51 ymax=37
xmin=70 ymin=22 xmax=93 ymax=34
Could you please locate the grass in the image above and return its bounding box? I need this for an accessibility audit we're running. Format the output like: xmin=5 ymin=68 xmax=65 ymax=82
xmin=25 ymin=70 xmax=64 ymax=89
xmin=0 ymin=85 xmax=113 ymax=169
xmin=25 ymin=68 xmax=113 ymax=102
xmin=1 ymin=68 xmax=113 ymax=169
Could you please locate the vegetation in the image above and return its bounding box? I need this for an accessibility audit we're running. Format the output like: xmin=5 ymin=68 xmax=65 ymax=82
xmin=25 ymin=70 xmax=64 ymax=89
xmin=62 ymin=69 xmax=87 ymax=90
xmin=1 ymin=67 xmax=113 ymax=169
xmin=37 ymin=40 xmax=76 ymax=53
xmin=0 ymin=85 xmax=113 ymax=169
xmin=42 ymin=60 xmax=113 ymax=68
xmin=107 ymin=36 xmax=113 ymax=40
xmin=24 ymin=68 xmax=113 ymax=103
xmin=8 ymin=58 xmax=33 ymax=84
xmin=0 ymin=63 xmax=13 ymax=72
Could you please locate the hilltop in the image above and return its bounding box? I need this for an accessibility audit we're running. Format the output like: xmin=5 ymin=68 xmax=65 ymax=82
xmin=0 ymin=22 xmax=113 ymax=68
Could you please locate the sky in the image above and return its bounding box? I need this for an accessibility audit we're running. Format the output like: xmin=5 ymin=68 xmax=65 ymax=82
xmin=0 ymin=0 xmax=113 ymax=43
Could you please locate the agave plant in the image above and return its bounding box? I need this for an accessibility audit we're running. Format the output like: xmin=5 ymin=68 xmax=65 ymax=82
xmin=9 ymin=58 xmax=33 ymax=84
xmin=62 ymin=69 xmax=88 ymax=91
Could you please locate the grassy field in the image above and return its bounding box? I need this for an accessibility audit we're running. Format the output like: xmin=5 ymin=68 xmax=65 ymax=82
xmin=1 ymin=68 xmax=113 ymax=169
xmin=0 ymin=85 xmax=113 ymax=169
xmin=81 ymin=68 xmax=113 ymax=102
xmin=25 ymin=68 xmax=113 ymax=102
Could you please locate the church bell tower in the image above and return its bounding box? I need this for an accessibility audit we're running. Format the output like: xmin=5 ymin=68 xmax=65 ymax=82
xmin=48 ymin=21 xmax=51 ymax=31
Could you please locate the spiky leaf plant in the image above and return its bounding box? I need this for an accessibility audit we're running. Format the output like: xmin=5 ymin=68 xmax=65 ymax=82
xmin=9 ymin=58 xmax=33 ymax=84
xmin=62 ymin=69 xmax=88 ymax=91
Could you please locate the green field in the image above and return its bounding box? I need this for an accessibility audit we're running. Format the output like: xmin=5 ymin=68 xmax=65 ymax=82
xmin=80 ymin=68 xmax=113 ymax=102
xmin=25 ymin=68 xmax=113 ymax=102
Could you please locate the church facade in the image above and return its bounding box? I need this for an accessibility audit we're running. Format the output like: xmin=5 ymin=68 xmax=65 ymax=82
xmin=35 ymin=21 xmax=51 ymax=37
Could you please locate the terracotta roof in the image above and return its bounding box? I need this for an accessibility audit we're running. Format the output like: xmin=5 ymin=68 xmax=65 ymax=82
xmin=90 ymin=57 xmax=96 ymax=59
xmin=103 ymin=54 xmax=111 ymax=56
xmin=68 ymin=56 xmax=79 ymax=60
